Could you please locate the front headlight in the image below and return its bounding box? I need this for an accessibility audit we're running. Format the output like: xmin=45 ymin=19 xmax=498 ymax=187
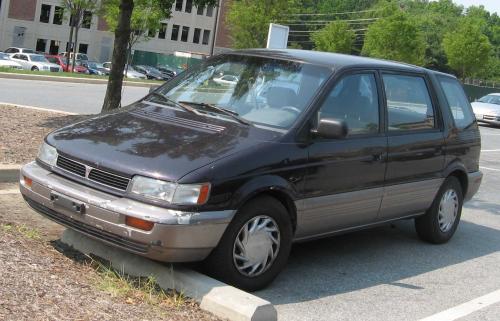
xmin=130 ymin=176 xmax=210 ymax=205
xmin=37 ymin=142 xmax=58 ymax=166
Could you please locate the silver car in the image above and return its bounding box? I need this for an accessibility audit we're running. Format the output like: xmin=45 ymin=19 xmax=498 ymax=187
xmin=471 ymin=93 xmax=500 ymax=126
xmin=10 ymin=53 xmax=62 ymax=72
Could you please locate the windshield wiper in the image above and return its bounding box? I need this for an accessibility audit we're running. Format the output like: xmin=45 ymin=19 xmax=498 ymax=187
xmin=179 ymin=101 xmax=251 ymax=125
xmin=146 ymin=92 xmax=198 ymax=114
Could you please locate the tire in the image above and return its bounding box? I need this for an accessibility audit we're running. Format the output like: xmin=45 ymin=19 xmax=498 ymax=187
xmin=415 ymin=176 xmax=463 ymax=244
xmin=203 ymin=195 xmax=293 ymax=291
xmin=31 ymin=66 xmax=39 ymax=71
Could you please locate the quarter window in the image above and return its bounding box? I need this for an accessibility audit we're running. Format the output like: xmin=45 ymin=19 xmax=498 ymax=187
xmin=383 ymin=74 xmax=435 ymax=131
xmin=438 ymin=76 xmax=475 ymax=129
xmin=318 ymin=73 xmax=380 ymax=135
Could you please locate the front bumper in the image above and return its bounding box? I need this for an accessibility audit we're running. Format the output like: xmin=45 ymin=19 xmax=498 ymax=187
xmin=475 ymin=114 xmax=500 ymax=126
xmin=20 ymin=162 xmax=234 ymax=262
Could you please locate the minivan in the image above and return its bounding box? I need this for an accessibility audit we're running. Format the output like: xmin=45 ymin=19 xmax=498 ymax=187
xmin=20 ymin=49 xmax=482 ymax=291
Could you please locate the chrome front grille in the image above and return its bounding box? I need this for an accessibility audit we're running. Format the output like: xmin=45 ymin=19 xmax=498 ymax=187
xmin=56 ymin=155 xmax=130 ymax=191
xmin=484 ymin=115 xmax=500 ymax=121
xmin=57 ymin=155 xmax=86 ymax=176
xmin=50 ymin=67 xmax=60 ymax=72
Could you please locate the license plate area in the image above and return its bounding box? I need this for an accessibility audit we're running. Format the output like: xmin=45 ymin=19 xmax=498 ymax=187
xmin=50 ymin=192 xmax=86 ymax=214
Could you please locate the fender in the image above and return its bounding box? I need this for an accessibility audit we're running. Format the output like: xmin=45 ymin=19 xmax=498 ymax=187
xmin=442 ymin=159 xmax=468 ymax=178
xmin=230 ymin=174 xmax=299 ymax=210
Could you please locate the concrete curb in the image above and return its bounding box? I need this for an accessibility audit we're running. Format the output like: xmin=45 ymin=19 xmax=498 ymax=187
xmin=0 ymin=164 xmax=21 ymax=183
xmin=61 ymin=229 xmax=277 ymax=321
xmin=0 ymin=72 xmax=157 ymax=88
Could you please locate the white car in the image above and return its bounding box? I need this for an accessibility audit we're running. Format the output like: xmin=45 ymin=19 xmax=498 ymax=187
xmin=471 ymin=93 xmax=500 ymax=126
xmin=0 ymin=52 xmax=22 ymax=69
xmin=10 ymin=53 xmax=62 ymax=72
xmin=4 ymin=47 xmax=35 ymax=54
xmin=102 ymin=62 xmax=147 ymax=79
xmin=213 ymin=74 xmax=239 ymax=85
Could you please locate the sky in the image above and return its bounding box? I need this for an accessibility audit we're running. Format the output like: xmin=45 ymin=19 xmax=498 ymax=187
xmin=449 ymin=0 xmax=500 ymax=14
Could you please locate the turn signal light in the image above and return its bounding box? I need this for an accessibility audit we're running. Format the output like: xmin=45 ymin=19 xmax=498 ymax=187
xmin=23 ymin=176 xmax=33 ymax=188
xmin=197 ymin=184 xmax=211 ymax=205
xmin=125 ymin=216 xmax=154 ymax=231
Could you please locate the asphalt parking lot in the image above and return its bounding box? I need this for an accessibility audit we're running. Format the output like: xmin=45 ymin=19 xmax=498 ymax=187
xmin=256 ymin=125 xmax=500 ymax=321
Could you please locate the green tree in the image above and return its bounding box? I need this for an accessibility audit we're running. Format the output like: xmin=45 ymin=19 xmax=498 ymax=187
xmin=443 ymin=18 xmax=492 ymax=78
xmin=101 ymin=0 xmax=217 ymax=111
xmin=226 ymin=0 xmax=298 ymax=49
xmin=311 ymin=21 xmax=355 ymax=53
xmin=362 ymin=12 xmax=425 ymax=65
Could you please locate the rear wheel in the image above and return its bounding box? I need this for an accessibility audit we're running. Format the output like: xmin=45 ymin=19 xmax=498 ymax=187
xmin=204 ymin=195 xmax=293 ymax=291
xmin=415 ymin=176 xmax=463 ymax=244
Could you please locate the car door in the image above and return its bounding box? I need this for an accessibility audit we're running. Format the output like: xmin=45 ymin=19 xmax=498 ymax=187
xmin=11 ymin=54 xmax=27 ymax=69
xmin=296 ymin=71 xmax=388 ymax=239
xmin=379 ymin=71 xmax=445 ymax=219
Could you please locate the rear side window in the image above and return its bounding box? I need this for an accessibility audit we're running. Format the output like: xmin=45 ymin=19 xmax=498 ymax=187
xmin=438 ymin=76 xmax=475 ymax=129
xmin=383 ymin=74 xmax=435 ymax=131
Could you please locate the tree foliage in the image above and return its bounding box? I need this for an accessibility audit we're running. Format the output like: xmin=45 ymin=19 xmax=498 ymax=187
xmin=443 ymin=18 xmax=492 ymax=78
xmin=226 ymin=0 xmax=299 ymax=49
xmin=362 ymin=12 xmax=425 ymax=65
xmin=311 ymin=21 xmax=355 ymax=54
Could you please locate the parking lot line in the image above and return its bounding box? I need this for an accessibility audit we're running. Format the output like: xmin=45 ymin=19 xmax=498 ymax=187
xmin=480 ymin=166 xmax=500 ymax=172
xmin=418 ymin=289 xmax=500 ymax=321
xmin=481 ymin=150 xmax=500 ymax=152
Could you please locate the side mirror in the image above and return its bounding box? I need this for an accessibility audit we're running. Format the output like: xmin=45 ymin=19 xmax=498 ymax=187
xmin=149 ymin=85 xmax=159 ymax=93
xmin=311 ymin=117 xmax=348 ymax=139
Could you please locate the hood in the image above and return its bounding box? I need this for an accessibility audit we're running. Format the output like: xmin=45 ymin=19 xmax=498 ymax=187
xmin=46 ymin=102 xmax=283 ymax=182
xmin=471 ymin=101 xmax=500 ymax=115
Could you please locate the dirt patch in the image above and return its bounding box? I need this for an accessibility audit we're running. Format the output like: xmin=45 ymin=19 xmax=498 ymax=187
xmin=0 ymin=191 xmax=220 ymax=321
xmin=0 ymin=105 xmax=90 ymax=165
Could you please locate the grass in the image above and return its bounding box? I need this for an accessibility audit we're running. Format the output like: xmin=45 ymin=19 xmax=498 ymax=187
xmin=91 ymin=257 xmax=186 ymax=308
xmin=0 ymin=67 xmax=161 ymax=84
xmin=1 ymin=223 xmax=41 ymax=239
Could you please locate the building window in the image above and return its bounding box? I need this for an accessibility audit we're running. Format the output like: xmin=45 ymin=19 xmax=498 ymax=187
xmin=202 ymin=30 xmax=210 ymax=45
xmin=193 ymin=28 xmax=201 ymax=44
xmin=53 ymin=6 xmax=64 ymax=25
xmin=185 ymin=0 xmax=192 ymax=13
xmin=197 ymin=6 xmax=204 ymax=15
xmin=206 ymin=6 xmax=213 ymax=17
xmin=171 ymin=25 xmax=180 ymax=41
xmin=181 ymin=26 xmax=189 ymax=42
xmin=36 ymin=39 xmax=47 ymax=52
xmin=49 ymin=40 xmax=61 ymax=55
xmin=78 ymin=43 xmax=88 ymax=54
xmin=40 ymin=4 xmax=51 ymax=23
xmin=82 ymin=11 xmax=92 ymax=29
xmin=159 ymin=23 xmax=167 ymax=39
xmin=175 ymin=0 xmax=183 ymax=11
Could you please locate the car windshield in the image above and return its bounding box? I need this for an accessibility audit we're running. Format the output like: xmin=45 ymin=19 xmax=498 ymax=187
xmin=0 ymin=53 xmax=10 ymax=60
xmin=30 ymin=55 xmax=48 ymax=62
xmin=22 ymin=49 xmax=35 ymax=54
xmin=154 ymin=55 xmax=331 ymax=130
xmin=478 ymin=95 xmax=500 ymax=105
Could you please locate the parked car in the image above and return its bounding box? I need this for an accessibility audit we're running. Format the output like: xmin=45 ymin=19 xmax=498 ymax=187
xmin=10 ymin=53 xmax=62 ymax=72
xmin=20 ymin=49 xmax=482 ymax=291
xmin=4 ymin=47 xmax=35 ymax=54
xmin=0 ymin=52 xmax=23 ymax=69
xmin=471 ymin=93 xmax=500 ymax=126
xmin=101 ymin=62 xmax=147 ymax=79
xmin=213 ymin=74 xmax=239 ymax=85
xmin=45 ymin=55 xmax=89 ymax=73
xmin=157 ymin=65 xmax=182 ymax=78
xmin=86 ymin=61 xmax=109 ymax=76
xmin=134 ymin=65 xmax=169 ymax=80
xmin=60 ymin=52 xmax=89 ymax=62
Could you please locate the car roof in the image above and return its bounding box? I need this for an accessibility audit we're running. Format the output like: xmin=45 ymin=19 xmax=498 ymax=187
xmin=228 ymin=49 xmax=441 ymax=74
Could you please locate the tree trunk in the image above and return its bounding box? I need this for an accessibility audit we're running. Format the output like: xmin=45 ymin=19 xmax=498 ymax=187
xmin=66 ymin=24 xmax=74 ymax=72
xmin=101 ymin=0 xmax=134 ymax=112
xmin=72 ymin=25 xmax=80 ymax=72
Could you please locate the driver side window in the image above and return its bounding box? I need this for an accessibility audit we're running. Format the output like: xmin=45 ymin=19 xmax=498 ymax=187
xmin=318 ymin=73 xmax=380 ymax=136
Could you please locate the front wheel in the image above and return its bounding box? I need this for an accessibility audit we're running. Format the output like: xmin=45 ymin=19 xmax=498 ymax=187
xmin=31 ymin=66 xmax=39 ymax=71
xmin=203 ymin=195 xmax=293 ymax=291
xmin=415 ymin=176 xmax=463 ymax=244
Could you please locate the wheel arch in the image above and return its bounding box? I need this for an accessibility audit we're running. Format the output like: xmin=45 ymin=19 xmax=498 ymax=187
xmin=443 ymin=161 xmax=468 ymax=196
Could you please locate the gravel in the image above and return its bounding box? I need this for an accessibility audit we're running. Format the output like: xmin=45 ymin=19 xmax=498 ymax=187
xmin=0 ymin=105 xmax=90 ymax=164
xmin=0 ymin=194 xmax=219 ymax=321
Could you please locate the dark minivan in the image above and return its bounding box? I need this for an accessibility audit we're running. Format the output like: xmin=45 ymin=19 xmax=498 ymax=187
xmin=21 ymin=49 xmax=482 ymax=291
